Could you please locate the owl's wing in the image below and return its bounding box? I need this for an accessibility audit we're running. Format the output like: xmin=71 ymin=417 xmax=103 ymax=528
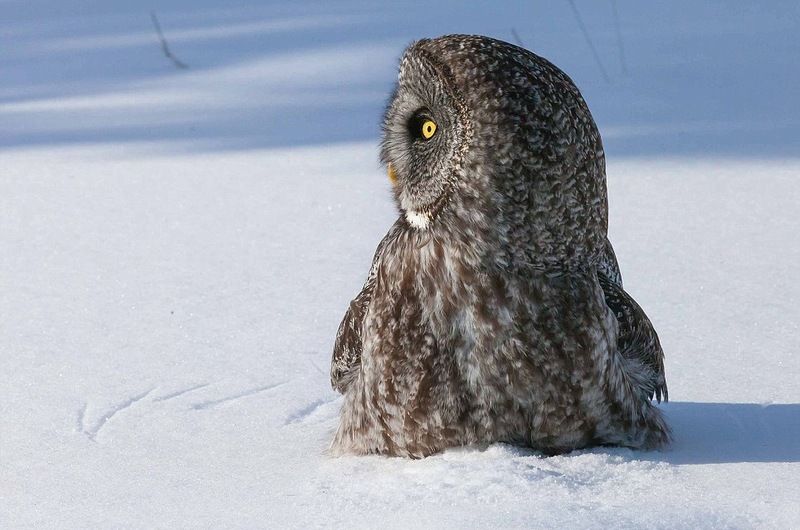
xmin=598 ymin=273 xmax=668 ymax=403
xmin=597 ymin=237 xmax=623 ymax=287
xmin=330 ymin=220 xmax=402 ymax=393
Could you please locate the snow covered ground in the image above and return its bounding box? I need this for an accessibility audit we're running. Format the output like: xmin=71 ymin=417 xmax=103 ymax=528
xmin=2 ymin=1 xmax=798 ymax=528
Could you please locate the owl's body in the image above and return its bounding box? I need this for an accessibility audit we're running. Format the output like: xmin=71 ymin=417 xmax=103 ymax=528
xmin=330 ymin=35 xmax=669 ymax=457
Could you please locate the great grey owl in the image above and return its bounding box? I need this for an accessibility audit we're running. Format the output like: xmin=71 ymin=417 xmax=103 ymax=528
xmin=330 ymin=34 xmax=669 ymax=458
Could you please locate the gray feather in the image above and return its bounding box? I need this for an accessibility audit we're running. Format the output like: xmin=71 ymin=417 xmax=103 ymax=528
xmin=330 ymin=35 xmax=670 ymax=457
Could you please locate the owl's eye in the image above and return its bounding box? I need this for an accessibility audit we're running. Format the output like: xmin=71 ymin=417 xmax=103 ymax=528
xmin=408 ymin=112 xmax=438 ymax=141
xmin=421 ymin=119 xmax=437 ymax=140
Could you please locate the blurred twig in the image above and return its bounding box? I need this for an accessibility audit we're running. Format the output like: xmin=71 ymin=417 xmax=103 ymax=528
xmin=150 ymin=11 xmax=188 ymax=70
xmin=565 ymin=0 xmax=610 ymax=82
xmin=610 ymin=0 xmax=627 ymax=74
xmin=511 ymin=28 xmax=525 ymax=48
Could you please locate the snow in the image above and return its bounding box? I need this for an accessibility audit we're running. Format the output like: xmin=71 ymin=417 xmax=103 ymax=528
xmin=2 ymin=1 xmax=799 ymax=528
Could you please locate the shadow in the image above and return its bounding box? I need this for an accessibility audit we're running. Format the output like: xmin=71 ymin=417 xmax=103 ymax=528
xmin=654 ymin=401 xmax=800 ymax=464
xmin=1 ymin=0 xmax=798 ymax=155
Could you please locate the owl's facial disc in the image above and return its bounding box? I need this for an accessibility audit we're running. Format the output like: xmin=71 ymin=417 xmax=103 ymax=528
xmin=380 ymin=44 xmax=474 ymax=231
xmin=397 ymin=108 xmax=449 ymax=229
xmin=382 ymin=99 xmax=463 ymax=230
xmin=398 ymin=109 xmax=444 ymax=228
xmin=387 ymin=114 xmax=438 ymax=188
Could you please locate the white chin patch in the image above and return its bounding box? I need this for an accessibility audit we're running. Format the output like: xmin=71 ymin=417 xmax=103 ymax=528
xmin=405 ymin=210 xmax=431 ymax=230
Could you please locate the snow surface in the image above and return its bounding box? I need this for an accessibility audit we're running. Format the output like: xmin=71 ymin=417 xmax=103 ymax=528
xmin=2 ymin=1 xmax=799 ymax=528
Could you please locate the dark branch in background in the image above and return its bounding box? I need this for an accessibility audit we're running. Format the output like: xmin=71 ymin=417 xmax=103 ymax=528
xmin=150 ymin=11 xmax=188 ymax=69
xmin=565 ymin=0 xmax=610 ymax=82
xmin=610 ymin=0 xmax=627 ymax=74
xmin=511 ymin=28 xmax=525 ymax=48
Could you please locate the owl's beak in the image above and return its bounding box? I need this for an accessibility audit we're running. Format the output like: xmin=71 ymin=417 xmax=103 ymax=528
xmin=387 ymin=163 xmax=398 ymax=186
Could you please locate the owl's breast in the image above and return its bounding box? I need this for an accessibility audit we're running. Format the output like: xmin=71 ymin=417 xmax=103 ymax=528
xmin=337 ymin=229 xmax=618 ymax=456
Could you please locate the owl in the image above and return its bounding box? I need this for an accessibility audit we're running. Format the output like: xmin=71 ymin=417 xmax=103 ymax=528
xmin=329 ymin=35 xmax=669 ymax=458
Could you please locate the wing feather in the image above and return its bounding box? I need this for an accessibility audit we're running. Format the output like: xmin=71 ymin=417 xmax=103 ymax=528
xmin=330 ymin=219 xmax=403 ymax=393
xmin=598 ymin=272 xmax=668 ymax=403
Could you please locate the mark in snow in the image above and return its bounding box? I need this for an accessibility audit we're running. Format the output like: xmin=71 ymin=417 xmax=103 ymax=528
xmin=82 ymin=388 xmax=154 ymax=441
xmin=284 ymin=396 xmax=338 ymax=425
xmin=76 ymin=402 xmax=88 ymax=434
xmin=190 ymin=381 xmax=287 ymax=410
xmin=153 ymin=382 xmax=212 ymax=402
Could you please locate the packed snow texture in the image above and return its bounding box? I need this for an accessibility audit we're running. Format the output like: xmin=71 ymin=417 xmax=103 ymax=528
xmin=2 ymin=1 xmax=799 ymax=528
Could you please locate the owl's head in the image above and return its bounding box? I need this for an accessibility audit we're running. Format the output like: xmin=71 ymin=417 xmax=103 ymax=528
xmin=381 ymin=35 xmax=608 ymax=270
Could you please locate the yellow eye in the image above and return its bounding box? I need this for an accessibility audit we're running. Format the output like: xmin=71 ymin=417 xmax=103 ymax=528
xmin=421 ymin=119 xmax=437 ymax=139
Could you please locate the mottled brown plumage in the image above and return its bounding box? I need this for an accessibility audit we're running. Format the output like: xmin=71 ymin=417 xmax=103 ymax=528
xmin=330 ymin=35 xmax=669 ymax=458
